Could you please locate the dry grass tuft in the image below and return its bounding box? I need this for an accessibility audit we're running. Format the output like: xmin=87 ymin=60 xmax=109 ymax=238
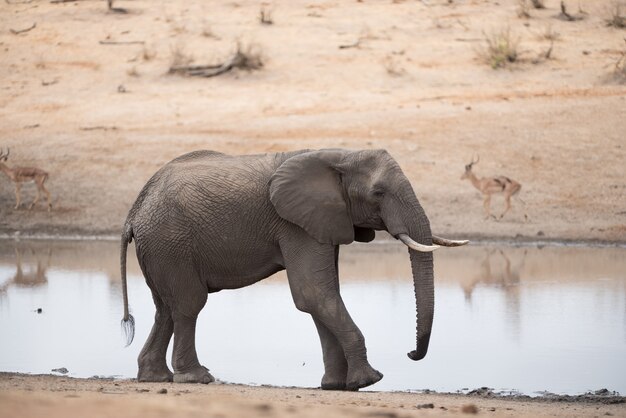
xmin=126 ymin=66 xmax=140 ymax=77
xmin=259 ymin=5 xmax=274 ymax=25
xmin=606 ymin=1 xmax=626 ymax=28
xmin=141 ymin=45 xmax=156 ymax=61
xmin=530 ymin=0 xmax=545 ymax=9
xmin=169 ymin=44 xmax=193 ymax=69
xmin=479 ymin=28 xmax=520 ymax=69
xmin=382 ymin=54 xmax=406 ymax=77
xmin=539 ymin=24 xmax=561 ymax=41
xmin=609 ymin=40 xmax=626 ymax=83
xmin=517 ymin=0 xmax=531 ymax=18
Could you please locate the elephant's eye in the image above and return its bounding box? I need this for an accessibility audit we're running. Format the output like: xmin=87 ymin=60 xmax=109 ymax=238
xmin=372 ymin=189 xmax=385 ymax=198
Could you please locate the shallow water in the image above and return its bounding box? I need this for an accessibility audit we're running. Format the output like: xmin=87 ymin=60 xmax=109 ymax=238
xmin=0 ymin=239 xmax=624 ymax=395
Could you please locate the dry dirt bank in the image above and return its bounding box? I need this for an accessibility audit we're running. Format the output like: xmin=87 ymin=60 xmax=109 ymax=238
xmin=0 ymin=0 xmax=625 ymax=242
xmin=1 ymin=373 xmax=625 ymax=418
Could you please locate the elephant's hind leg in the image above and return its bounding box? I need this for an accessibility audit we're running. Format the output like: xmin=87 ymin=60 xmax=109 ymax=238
xmin=138 ymin=293 xmax=174 ymax=382
xmin=169 ymin=282 xmax=213 ymax=384
xmin=171 ymin=312 xmax=214 ymax=384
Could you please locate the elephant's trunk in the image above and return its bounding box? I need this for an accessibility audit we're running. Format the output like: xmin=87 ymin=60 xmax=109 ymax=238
xmin=382 ymin=194 xmax=435 ymax=361
xmin=407 ymin=243 xmax=434 ymax=361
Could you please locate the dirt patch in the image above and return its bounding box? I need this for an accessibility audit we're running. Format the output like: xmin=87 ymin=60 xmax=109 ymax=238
xmin=0 ymin=0 xmax=624 ymax=243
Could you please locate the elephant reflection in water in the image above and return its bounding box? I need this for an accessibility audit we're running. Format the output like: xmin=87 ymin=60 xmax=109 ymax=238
xmin=0 ymin=246 xmax=51 ymax=294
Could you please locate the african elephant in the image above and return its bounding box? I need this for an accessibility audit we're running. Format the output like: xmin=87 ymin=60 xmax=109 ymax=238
xmin=119 ymin=149 xmax=467 ymax=391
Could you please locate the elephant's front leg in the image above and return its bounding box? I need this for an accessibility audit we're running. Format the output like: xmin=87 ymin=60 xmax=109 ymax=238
xmin=282 ymin=238 xmax=383 ymax=391
xmin=313 ymin=318 xmax=348 ymax=390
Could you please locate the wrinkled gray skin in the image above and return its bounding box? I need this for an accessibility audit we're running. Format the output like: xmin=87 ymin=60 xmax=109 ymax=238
xmin=120 ymin=149 xmax=435 ymax=391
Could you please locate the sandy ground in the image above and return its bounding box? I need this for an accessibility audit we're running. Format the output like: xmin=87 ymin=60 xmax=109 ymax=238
xmin=1 ymin=0 xmax=626 ymax=415
xmin=1 ymin=373 xmax=625 ymax=418
xmin=0 ymin=0 xmax=624 ymax=241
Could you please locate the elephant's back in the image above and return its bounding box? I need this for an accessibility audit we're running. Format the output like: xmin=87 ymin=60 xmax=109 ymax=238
xmin=129 ymin=151 xmax=282 ymax=250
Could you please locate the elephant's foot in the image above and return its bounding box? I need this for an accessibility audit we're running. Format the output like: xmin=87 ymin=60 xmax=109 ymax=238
xmin=137 ymin=365 xmax=174 ymax=382
xmin=345 ymin=364 xmax=383 ymax=391
xmin=321 ymin=373 xmax=347 ymax=391
xmin=173 ymin=366 xmax=215 ymax=384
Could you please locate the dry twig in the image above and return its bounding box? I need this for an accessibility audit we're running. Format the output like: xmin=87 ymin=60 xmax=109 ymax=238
xmin=555 ymin=1 xmax=583 ymax=21
xmin=99 ymin=40 xmax=145 ymax=45
xmin=10 ymin=22 xmax=36 ymax=34
xmin=169 ymin=43 xmax=263 ymax=78
xmin=79 ymin=126 xmax=118 ymax=131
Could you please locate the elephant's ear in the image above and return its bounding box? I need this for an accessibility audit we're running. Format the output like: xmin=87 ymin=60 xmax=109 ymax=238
xmin=269 ymin=150 xmax=354 ymax=245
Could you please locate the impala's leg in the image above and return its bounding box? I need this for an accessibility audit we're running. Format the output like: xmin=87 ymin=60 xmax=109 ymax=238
xmin=500 ymin=193 xmax=512 ymax=219
xmin=29 ymin=183 xmax=41 ymax=210
xmin=483 ymin=194 xmax=492 ymax=220
xmin=41 ymin=181 xmax=52 ymax=211
xmin=14 ymin=183 xmax=21 ymax=210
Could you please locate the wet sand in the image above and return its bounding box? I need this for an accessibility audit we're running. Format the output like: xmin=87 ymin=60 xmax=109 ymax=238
xmin=1 ymin=373 xmax=624 ymax=418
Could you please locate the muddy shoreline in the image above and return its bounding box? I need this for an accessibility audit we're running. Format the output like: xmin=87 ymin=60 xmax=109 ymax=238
xmin=1 ymin=229 xmax=625 ymax=248
xmin=0 ymin=373 xmax=624 ymax=418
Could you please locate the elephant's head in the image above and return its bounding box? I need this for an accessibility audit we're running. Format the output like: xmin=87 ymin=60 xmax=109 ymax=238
xmin=269 ymin=149 xmax=467 ymax=361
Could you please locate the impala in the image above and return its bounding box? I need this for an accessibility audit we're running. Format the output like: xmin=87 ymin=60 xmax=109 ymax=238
xmin=461 ymin=155 xmax=521 ymax=219
xmin=0 ymin=148 xmax=52 ymax=211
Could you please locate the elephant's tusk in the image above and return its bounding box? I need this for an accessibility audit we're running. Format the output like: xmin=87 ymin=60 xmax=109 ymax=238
xmin=397 ymin=234 xmax=440 ymax=252
xmin=431 ymin=235 xmax=469 ymax=247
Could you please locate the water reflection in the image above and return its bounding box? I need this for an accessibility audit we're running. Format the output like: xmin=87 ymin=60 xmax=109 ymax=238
xmin=0 ymin=239 xmax=624 ymax=395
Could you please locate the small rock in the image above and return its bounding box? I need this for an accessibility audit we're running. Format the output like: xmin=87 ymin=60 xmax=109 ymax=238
xmin=157 ymin=388 xmax=167 ymax=394
xmin=36 ymin=308 xmax=43 ymax=314
xmin=136 ymin=388 xmax=149 ymax=393
xmin=51 ymin=367 xmax=68 ymax=374
xmin=461 ymin=404 xmax=479 ymax=414
xmin=416 ymin=403 xmax=434 ymax=409
xmin=254 ymin=404 xmax=272 ymax=412
xmin=537 ymin=230 xmax=545 ymax=236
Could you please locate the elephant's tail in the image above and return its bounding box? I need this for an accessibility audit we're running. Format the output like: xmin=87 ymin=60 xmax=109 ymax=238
xmin=120 ymin=224 xmax=135 ymax=347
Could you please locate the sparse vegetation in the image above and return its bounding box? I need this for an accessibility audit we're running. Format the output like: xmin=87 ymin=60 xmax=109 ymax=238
xmin=141 ymin=45 xmax=156 ymax=61
xmin=539 ymin=24 xmax=561 ymax=41
xmin=517 ymin=0 xmax=531 ymax=18
xmin=530 ymin=0 xmax=545 ymax=9
xmin=382 ymin=54 xmax=406 ymax=77
xmin=609 ymin=39 xmax=626 ymax=83
xmin=169 ymin=44 xmax=193 ymax=69
xmin=201 ymin=21 xmax=219 ymax=39
xmin=34 ymin=56 xmax=46 ymax=70
xmin=259 ymin=5 xmax=273 ymax=25
xmin=479 ymin=28 xmax=520 ymax=69
xmin=126 ymin=66 xmax=139 ymax=77
xmin=169 ymin=42 xmax=263 ymax=78
xmin=606 ymin=1 xmax=626 ymax=28
xmin=555 ymin=1 xmax=584 ymax=21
